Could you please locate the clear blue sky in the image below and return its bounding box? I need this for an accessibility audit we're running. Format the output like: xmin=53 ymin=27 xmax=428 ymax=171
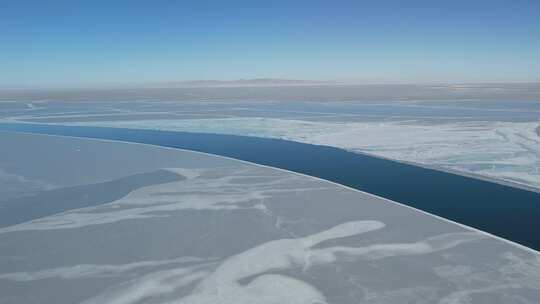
xmin=1 ymin=0 xmax=539 ymax=87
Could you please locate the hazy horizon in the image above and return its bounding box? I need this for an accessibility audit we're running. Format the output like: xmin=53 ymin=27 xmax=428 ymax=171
xmin=3 ymin=79 xmax=540 ymax=92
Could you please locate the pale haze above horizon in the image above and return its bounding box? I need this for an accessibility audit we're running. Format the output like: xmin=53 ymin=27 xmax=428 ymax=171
xmin=1 ymin=0 xmax=540 ymax=88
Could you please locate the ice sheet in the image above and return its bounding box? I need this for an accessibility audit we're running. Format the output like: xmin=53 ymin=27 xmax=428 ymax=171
xmin=2 ymin=86 xmax=540 ymax=190
xmin=65 ymin=117 xmax=540 ymax=189
xmin=0 ymin=132 xmax=539 ymax=304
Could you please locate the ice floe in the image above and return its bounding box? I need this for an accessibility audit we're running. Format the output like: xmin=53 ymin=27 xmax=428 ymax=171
xmin=67 ymin=117 xmax=540 ymax=190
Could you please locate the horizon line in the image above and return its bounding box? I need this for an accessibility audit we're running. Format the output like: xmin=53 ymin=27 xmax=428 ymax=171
xmin=2 ymin=79 xmax=540 ymax=91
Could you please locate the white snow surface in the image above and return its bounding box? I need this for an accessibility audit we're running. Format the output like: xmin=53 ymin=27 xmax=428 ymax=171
xmin=68 ymin=117 xmax=540 ymax=190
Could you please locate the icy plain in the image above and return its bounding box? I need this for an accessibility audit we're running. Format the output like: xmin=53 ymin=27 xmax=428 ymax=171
xmin=1 ymin=84 xmax=539 ymax=190
xmin=0 ymin=131 xmax=539 ymax=303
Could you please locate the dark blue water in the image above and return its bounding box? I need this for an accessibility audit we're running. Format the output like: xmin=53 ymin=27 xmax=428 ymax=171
xmin=1 ymin=122 xmax=539 ymax=251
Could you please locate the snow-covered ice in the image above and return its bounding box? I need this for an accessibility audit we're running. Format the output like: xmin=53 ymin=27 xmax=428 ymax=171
xmin=0 ymin=132 xmax=539 ymax=304
xmin=64 ymin=117 xmax=540 ymax=190
xmin=3 ymin=89 xmax=538 ymax=190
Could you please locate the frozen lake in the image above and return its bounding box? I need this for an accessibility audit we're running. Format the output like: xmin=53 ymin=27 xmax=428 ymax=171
xmin=1 ymin=123 xmax=540 ymax=252
xmin=2 ymin=84 xmax=539 ymax=190
xmin=0 ymin=131 xmax=539 ymax=303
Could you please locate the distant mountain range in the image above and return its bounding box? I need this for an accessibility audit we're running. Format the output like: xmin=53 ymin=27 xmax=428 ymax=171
xmin=152 ymin=78 xmax=340 ymax=88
